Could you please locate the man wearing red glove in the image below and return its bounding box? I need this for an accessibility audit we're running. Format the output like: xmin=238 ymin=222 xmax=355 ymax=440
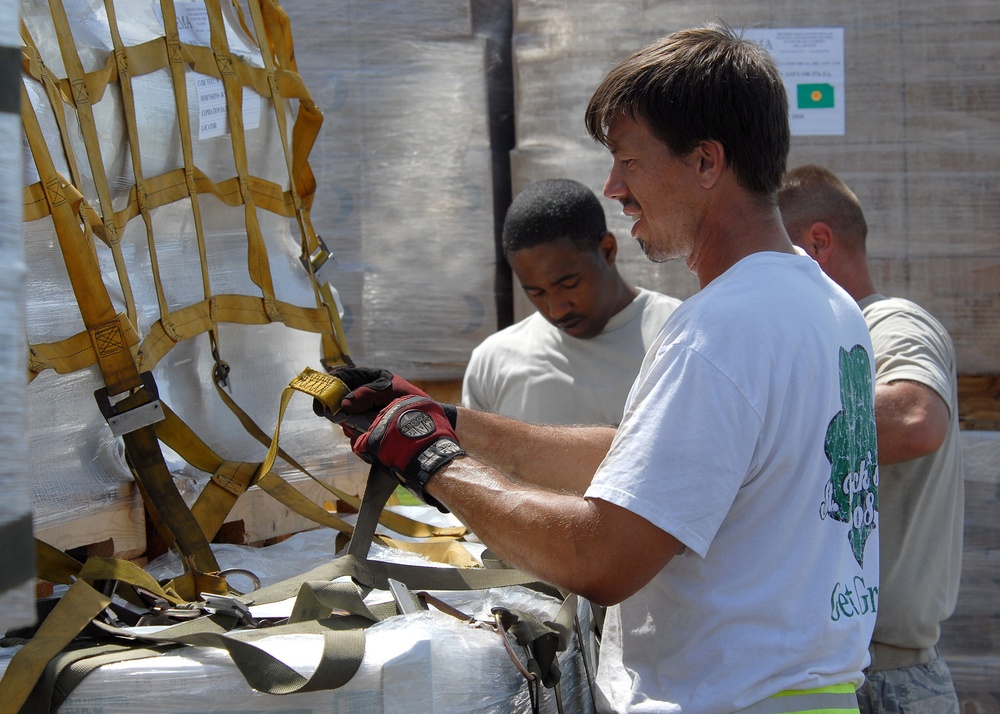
xmin=332 ymin=23 xmax=878 ymax=714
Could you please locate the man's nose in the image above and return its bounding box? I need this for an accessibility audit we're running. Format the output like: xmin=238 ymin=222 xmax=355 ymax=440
xmin=547 ymin=295 xmax=573 ymax=321
xmin=604 ymin=163 xmax=626 ymax=201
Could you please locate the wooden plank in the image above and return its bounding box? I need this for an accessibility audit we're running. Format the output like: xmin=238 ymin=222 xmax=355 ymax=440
xmin=939 ymin=431 xmax=1000 ymax=711
xmin=959 ymin=375 xmax=1000 ymax=431
xmin=220 ymin=460 xmax=371 ymax=545
xmin=34 ymin=485 xmax=146 ymax=560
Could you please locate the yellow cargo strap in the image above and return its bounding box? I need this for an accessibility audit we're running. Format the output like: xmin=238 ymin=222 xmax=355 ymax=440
xmin=279 ymin=367 xmax=468 ymax=541
xmin=22 ymin=73 xmax=219 ymax=575
xmin=22 ymin=0 xmax=355 ymax=578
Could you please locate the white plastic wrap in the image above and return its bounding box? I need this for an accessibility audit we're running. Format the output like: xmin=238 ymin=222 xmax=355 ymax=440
xmin=22 ymin=0 xmax=369 ymax=546
xmin=282 ymin=0 xmax=501 ymax=379
xmin=510 ymin=0 xmax=1000 ymax=372
xmin=0 ymin=531 xmax=596 ymax=713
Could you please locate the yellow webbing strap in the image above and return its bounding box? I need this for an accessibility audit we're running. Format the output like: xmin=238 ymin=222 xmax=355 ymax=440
xmin=19 ymin=22 xmax=83 ymax=199
xmin=244 ymin=0 xmax=348 ymax=367
xmin=282 ymin=368 xmax=468 ymax=539
xmin=22 ymin=73 xmax=219 ymax=575
xmin=152 ymin=401 xmax=357 ymax=541
xmin=104 ymin=0 xmax=171 ymax=325
xmin=49 ymin=0 xmax=138 ymax=329
xmin=35 ymin=539 xmax=86 ymax=587
xmin=78 ymin=557 xmax=187 ymax=606
xmin=378 ymin=537 xmax=481 ymax=569
xmin=201 ymin=0 xmax=277 ymax=311
xmin=154 ymin=378 xmax=465 ymax=546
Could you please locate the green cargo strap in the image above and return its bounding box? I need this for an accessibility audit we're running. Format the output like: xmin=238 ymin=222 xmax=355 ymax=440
xmin=731 ymin=683 xmax=860 ymax=714
xmin=240 ymin=553 xmax=562 ymax=609
xmin=0 ymin=579 xmax=111 ymax=714
xmin=14 ymin=550 xmax=570 ymax=709
xmin=25 ymin=642 xmax=182 ymax=713
xmin=85 ymin=579 xmax=384 ymax=696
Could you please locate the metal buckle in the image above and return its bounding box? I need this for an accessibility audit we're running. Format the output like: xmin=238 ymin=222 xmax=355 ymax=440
xmin=199 ymin=592 xmax=257 ymax=627
xmin=94 ymin=371 xmax=165 ymax=437
xmin=387 ymin=578 xmax=425 ymax=615
xmin=300 ymin=234 xmax=336 ymax=286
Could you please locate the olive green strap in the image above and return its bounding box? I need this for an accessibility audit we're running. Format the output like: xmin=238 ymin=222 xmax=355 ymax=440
xmin=0 ymin=580 xmax=111 ymax=713
xmin=25 ymin=642 xmax=181 ymax=713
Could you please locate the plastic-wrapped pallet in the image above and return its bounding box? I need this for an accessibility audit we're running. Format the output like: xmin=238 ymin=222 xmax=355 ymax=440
xmin=510 ymin=0 xmax=1000 ymax=373
xmin=0 ymin=531 xmax=597 ymax=713
xmin=21 ymin=0 xmax=367 ymax=558
xmin=938 ymin=431 xmax=1000 ymax=710
xmin=0 ymin=0 xmax=35 ymax=634
xmin=281 ymin=0 xmax=501 ymax=379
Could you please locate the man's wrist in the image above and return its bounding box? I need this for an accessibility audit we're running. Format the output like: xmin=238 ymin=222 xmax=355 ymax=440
xmin=404 ymin=437 xmax=466 ymax=512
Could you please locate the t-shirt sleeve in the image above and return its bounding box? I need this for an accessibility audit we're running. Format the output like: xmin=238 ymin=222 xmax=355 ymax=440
xmin=585 ymin=344 xmax=760 ymax=558
xmin=461 ymin=346 xmax=490 ymax=410
xmin=869 ymin=309 xmax=953 ymax=412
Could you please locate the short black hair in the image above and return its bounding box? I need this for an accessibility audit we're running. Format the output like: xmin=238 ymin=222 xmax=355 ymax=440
xmin=502 ymin=178 xmax=607 ymax=257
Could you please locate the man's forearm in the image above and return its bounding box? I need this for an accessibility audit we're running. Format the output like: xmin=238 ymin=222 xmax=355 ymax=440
xmin=453 ymin=407 xmax=614 ymax=494
xmin=424 ymin=456 xmax=681 ymax=606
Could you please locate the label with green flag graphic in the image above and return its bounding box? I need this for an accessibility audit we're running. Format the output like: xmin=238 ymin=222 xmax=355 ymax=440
xmin=798 ymin=83 xmax=835 ymax=109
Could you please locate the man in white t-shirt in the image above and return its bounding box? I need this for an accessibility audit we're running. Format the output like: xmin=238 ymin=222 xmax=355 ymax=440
xmin=462 ymin=178 xmax=681 ymax=426
xmin=333 ymin=24 xmax=879 ymax=713
xmin=779 ymin=164 xmax=964 ymax=714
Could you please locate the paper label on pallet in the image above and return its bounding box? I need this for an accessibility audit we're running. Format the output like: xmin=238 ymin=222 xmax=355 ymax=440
xmin=744 ymin=26 xmax=846 ymax=136
xmin=193 ymin=72 xmax=262 ymax=140
xmin=156 ymin=1 xmax=263 ymax=139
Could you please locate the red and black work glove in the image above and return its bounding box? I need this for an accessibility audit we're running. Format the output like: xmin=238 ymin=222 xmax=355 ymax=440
xmin=325 ymin=366 xmax=458 ymax=433
xmin=352 ymin=395 xmax=466 ymax=512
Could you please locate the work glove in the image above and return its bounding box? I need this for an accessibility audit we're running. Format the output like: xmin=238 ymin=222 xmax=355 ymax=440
xmin=352 ymin=395 xmax=466 ymax=511
xmin=327 ymin=366 xmax=458 ymax=431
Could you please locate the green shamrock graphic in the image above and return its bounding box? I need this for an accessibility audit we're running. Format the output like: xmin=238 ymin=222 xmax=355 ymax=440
xmin=820 ymin=345 xmax=878 ymax=567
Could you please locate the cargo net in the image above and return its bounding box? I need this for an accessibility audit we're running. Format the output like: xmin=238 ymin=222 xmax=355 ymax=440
xmin=21 ymin=0 xmax=366 ymax=568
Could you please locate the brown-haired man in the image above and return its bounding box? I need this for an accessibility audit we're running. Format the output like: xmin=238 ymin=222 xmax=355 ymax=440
xmin=335 ymin=25 xmax=879 ymax=713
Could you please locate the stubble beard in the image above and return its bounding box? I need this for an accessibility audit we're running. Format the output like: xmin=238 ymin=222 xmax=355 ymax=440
xmin=638 ymin=237 xmax=684 ymax=264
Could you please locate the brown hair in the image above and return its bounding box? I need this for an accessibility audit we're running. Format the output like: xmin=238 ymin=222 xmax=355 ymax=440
xmin=585 ymin=23 xmax=790 ymax=197
xmin=778 ymin=164 xmax=869 ymax=253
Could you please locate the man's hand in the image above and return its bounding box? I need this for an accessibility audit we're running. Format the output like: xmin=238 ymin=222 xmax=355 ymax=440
xmin=353 ymin=395 xmax=466 ymax=511
xmin=328 ymin=366 xmax=457 ymax=432
xmin=328 ymin=366 xmax=429 ymax=412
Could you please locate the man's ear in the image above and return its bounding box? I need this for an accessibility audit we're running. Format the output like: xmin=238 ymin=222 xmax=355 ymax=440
xmin=599 ymin=231 xmax=618 ymax=265
xmin=694 ymin=140 xmax=726 ymax=188
xmin=808 ymin=222 xmax=835 ymax=264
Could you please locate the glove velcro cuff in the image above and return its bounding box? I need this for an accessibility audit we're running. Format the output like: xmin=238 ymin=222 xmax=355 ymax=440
xmin=441 ymin=403 xmax=458 ymax=428
xmin=401 ymin=437 xmax=466 ymax=511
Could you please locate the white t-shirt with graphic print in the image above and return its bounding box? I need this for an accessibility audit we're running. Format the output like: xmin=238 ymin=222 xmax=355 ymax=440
xmin=586 ymin=252 xmax=879 ymax=714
